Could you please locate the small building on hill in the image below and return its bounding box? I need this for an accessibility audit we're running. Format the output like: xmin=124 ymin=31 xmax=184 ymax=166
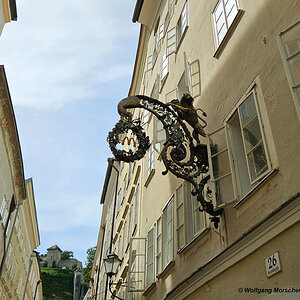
xmin=43 ymin=244 xmax=82 ymax=269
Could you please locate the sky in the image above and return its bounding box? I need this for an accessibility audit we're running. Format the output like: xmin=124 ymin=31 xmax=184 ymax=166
xmin=0 ymin=0 xmax=139 ymax=265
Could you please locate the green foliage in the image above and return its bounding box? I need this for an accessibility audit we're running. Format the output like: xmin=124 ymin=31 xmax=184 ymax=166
xmin=51 ymin=260 xmax=57 ymax=268
xmin=72 ymin=264 xmax=78 ymax=271
xmin=61 ymin=251 xmax=74 ymax=260
xmin=41 ymin=267 xmax=74 ymax=300
xmin=83 ymin=246 xmax=96 ymax=283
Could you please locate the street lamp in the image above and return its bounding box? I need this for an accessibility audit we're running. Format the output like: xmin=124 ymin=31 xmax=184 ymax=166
xmin=103 ymin=253 xmax=122 ymax=277
xmin=103 ymin=253 xmax=124 ymax=300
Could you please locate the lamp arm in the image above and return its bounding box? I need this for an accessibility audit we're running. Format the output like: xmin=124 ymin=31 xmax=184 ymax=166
xmin=108 ymin=278 xmax=125 ymax=300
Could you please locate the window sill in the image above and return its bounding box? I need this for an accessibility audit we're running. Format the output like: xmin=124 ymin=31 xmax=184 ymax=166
xmin=143 ymin=281 xmax=156 ymax=297
xmin=144 ymin=169 xmax=155 ymax=188
xmin=213 ymin=10 xmax=245 ymax=59
xmin=157 ymin=260 xmax=175 ymax=279
xmin=233 ymin=168 xmax=279 ymax=208
xmin=175 ymin=26 xmax=189 ymax=54
xmin=177 ymin=227 xmax=210 ymax=254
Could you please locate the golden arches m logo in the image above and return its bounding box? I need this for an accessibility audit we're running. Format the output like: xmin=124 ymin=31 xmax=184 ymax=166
xmin=121 ymin=137 xmax=136 ymax=147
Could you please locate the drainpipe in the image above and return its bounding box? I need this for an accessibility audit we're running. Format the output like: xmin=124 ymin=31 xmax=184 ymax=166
xmin=33 ymin=251 xmax=42 ymax=300
xmin=104 ymin=158 xmax=119 ymax=300
xmin=33 ymin=279 xmax=41 ymax=300
xmin=94 ymin=226 xmax=105 ymax=299
xmin=22 ymin=252 xmax=35 ymax=300
xmin=0 ymin=195 xmax=19 ymax=279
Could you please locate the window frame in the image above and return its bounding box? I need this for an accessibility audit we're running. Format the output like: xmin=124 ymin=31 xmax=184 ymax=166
xmin=226 ymin=89 xmax=272 ymax=186
xmin=212 ymin=0 xmax=239 ymax=46
xmin=162 ymin=197 xmax=174 ymax=269
xmin=146 ymin=226 xmax=155 ymax=286
xmin=208 ymin=83 xmax=276 ymax=208
xmin=176 ymin=1 xmax=188 ymax=48
xmin=277 ymin=19 xmax=300 ymax=122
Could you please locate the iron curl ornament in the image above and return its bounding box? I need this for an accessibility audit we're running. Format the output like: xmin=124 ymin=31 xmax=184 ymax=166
xmin=108 ymin=94 xmax=222 ymax=228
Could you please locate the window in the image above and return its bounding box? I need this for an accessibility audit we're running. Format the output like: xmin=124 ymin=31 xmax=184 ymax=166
xmin=156 ymin=217 xmax=162 ymax=275
xmin=177 ymin=1 xmax=188 ymax=45
xmin=147 ymin=55 xmax=153 ymax=71
xmin=207 ymin=126 xmax=235 ymax=206
xmin=133 ymin=183 xmax=140 ymax=232
xmin=176 ymin=182 xmax=206 ymax=250
xmin=213 ymin=0 xmax=239 ymax=46
xmin=166 ymin=27 xmax=176 ymax=55
xmin=146 ymin=227 xmax=155 ymax=286
xmin=147 ymin=144 xmax=155 ymax=178
xmin=159 ymin=23 xmax=165 ymax=41
xmin=128 ymin=163 xmax=132 ymax=187
xmin=208 ymin=87 xmax=273 ymax=206
xmin=154 ymin=117 xmax=166 ymax=152
xmin=162 ymin=198 xmax=174 ymax=268
xmin=161 ymin=52 xmax=169 ymax=82
xmin=177 ymin=71 xmax=190 ymax=100
xmin=277 ymin=19 xmax=300 ymax=121
xmin=122 ymin=174 xmax=127 ymax=204
xmin=166 ymin=1 xmax=188 ymax=55
xmin=128 ymin=238 xmax=146 ymax=292
xmin=116 ymin=189 xmax=121 ymax=216
xmin=127 ymin=204 xmax=133 ymax=244
xmin=122 ymin=221 xmax=127 ymax=256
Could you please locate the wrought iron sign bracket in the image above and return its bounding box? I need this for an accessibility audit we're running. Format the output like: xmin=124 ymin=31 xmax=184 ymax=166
xmin=108 ymin=94 xmax=222 ymax=228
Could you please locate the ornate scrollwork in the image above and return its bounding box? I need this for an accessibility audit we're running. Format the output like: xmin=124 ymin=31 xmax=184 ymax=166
xmin=107 ymin=94 xmax=222 ymax=228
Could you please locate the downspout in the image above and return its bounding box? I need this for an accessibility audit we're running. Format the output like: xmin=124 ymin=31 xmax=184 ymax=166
xmin=33 ymin=251 xmax=42 ymax=300
xmin=0 ymin=195 xmax=19 ymax=279
xmin=94 ymin=226 xmax=105 ymax=299
xmin=22 ymin=252 xmax=35 ymax=300
xmin=33 ymin=280 xmax=42 ymax=300
xmin=104 ymin=158 xmax=119 ymax=300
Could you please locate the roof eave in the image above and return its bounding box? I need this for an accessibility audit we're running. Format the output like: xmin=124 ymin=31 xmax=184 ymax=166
xmin=132 ymin=0 xmax=144 ymax=23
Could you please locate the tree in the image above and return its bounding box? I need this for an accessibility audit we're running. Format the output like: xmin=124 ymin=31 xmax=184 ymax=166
xmin=83 ymin=246 xmax=96 ymax=283
xmin=61 ymin=251 xmax=74 ymax=261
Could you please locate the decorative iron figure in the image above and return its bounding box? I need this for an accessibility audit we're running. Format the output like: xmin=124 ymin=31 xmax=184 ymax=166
xmin=166 ymin=93 xmax=207 ymax=144
xmin=108 ymin=94 xmax=222 ymax=228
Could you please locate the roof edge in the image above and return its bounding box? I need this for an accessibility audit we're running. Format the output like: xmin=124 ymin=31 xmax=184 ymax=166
xmin=132 ymin=0 xmax=144 ymax=23
xmin=9 ymin=0 xmax=17 ymax=21
xmin=0 ymin=66 xmax=26 ymax=204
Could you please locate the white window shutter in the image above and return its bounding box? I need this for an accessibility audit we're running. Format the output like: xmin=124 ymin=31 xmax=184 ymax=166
xmin=161 ymin=52 xmax=169 ymax=80
xmin=146 ymin=227 xmax=155 ymax=286
xmin=183 ymin=52 xmax=192 ymax=95
xmin=128 ymin=238 xmax=146 ymax=292
xmin=207 ymin=126 xmax=235 ymax=207
xmin=147 ymin=55 xmax=153 ymax=71
xmin=190 ymin=59 xmax=201 ymax=97
xmin=167 ymin=27 xmax=176 ymax=56
xmin=159 ymin=23 xmax=164 ymax=41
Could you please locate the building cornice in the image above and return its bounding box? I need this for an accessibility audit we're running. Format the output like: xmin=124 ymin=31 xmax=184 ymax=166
xmin=0 ymin=66 xmax=26 ymax=205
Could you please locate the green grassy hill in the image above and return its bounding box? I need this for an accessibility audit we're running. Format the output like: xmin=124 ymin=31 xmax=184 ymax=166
xmin=41 ymin=267 xmax=73 ymax=300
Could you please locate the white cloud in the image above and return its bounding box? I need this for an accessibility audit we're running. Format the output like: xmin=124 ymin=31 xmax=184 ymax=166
xmin=0 ymin=0 xmax=138 ymax=110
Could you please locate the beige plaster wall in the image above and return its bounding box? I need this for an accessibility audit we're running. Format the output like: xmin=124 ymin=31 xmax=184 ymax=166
xmin=187 ymin=222 xmax=300 ymax=300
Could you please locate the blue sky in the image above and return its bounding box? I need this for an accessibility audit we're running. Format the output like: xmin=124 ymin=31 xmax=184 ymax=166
xmin=0 ymin=0 xmax=139 ymax=264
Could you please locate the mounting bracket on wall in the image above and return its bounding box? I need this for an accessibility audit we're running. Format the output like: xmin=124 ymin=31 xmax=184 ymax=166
xmin=108 ymin=94 xmax=222 ymax=228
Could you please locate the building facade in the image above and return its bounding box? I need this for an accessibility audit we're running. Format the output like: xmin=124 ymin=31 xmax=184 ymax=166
xmin=91 ymin=0 xmax=300 ymax=299
xmin=0 ymin=67 xmax=43 ymax=300
xmin=0 ymin=0 xmax=17 ymax=36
